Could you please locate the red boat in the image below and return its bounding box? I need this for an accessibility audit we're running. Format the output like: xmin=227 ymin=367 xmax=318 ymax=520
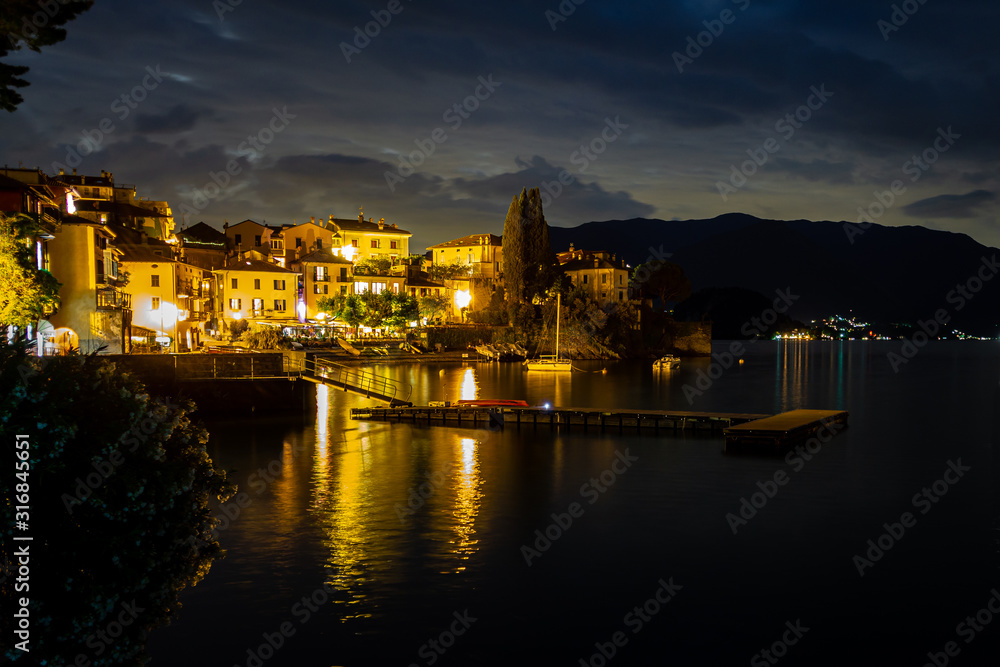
xmin=455 ymin=399 xmax=529 ymax=407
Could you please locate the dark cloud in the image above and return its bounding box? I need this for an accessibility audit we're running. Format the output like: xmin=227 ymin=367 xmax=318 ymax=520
xmin=1 ymin=0 xmax=999 ymax=249
xmin=902 ymin=190 xmax=996 ymax=219
xmin=134 ymin=104 xmax=211 ymax=133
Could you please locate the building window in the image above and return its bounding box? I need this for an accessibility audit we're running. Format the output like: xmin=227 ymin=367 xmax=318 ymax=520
xmin=351 ymin=239 xmax=359 ymax=248
xmin=619 ymin=275 xmax=623 ymax=285
xmin=602 ymin=274 xmax=608 ymax=284
xmin=151 ymin=274 xmax=160 ymax=287
xmin=583 ymin=275 xmax=589 ymax=284
xmin=392 ymin=283 xmax=399 ymax=294
xmin=619 ymin=290 xmax=624 ymax=301
xmin=252 ymin=298 xmax=263 ymax=314
xmin=231 ymin=278 xmax=238 ymax=289
xmin=340 ymin=286 xmax=348 ymax=295
xmin=316 ymin=239 xmax=323 ymax=249
xmin=274 ymin=299 xmax=286 ymax=312
xmin=254 ymin=278 xmax=260 ymax=289
xmin=390 ymin=240 xmax=397 ymax=249
xmin=271 ymin=239 xmax=282 ymax=249
xmin=151 ymin=297 xmax=160 ymax=310
xmin=315 ymin=266 xmax=327 ymax=281
xmin=229 ymin=298 xmax=241 ymax=310
xmin=273 ymin=279 xmax=285 ymax=290
xmin=295 ymin=237 xmax=302 ymax=248
xmin=314 ymin=284 xmax=328 ymax=295
xmin=371 ymin=239 xmax=379 ymax=248
xmin=339 ymin=267 xmax=348 ymax=281
xmin=254 ymin=235 xmax=262 ymax=247
xmin=235 ymin=233 xmax=242 ymax=245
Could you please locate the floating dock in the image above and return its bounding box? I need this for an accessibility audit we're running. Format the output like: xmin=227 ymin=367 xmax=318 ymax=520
xmin=723 ymin=409 xmax=849 ymax=453
xmin=350 ymin=405 xmax=770 ymax=432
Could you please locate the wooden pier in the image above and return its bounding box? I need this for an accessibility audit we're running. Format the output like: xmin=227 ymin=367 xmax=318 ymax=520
xmin=723 ymin=409 xmax=849 ymax=453
xmin=350 ymin=405 xmax=770 ymax=432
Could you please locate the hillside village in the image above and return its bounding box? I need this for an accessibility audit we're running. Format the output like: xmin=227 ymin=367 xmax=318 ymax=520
xmin=1 ymin=166 xmax=637 ymax=354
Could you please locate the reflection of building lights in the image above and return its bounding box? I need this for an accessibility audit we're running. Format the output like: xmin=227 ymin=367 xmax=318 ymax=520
xmin=460 ymin=368 xmax=477 ymax=400
xmin=454 ymin=290 xmax=472 ymax=309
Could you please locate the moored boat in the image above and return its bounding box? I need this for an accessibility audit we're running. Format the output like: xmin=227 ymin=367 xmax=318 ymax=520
xmin=653 ymin=354 xmax=681 ymax=369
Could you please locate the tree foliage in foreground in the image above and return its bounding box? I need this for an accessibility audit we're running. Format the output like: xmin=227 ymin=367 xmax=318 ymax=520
xmin=0 ymin=213 xmax=61 ymax=327
xmin=1 ymin=0 xmax=94 ymax=111
xmin=1 ymin=340 xmax=233 ymax=665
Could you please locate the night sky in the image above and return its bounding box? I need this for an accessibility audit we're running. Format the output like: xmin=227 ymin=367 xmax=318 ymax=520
xmin=2 ymin=0 xmax=997 ymax=252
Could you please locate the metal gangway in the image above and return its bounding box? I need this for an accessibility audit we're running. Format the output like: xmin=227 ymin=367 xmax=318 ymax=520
xmin=296 ymin=356 xmax=413 ymax=406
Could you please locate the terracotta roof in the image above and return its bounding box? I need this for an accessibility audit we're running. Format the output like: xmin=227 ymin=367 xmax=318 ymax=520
xmin=428 ymin=233 xmax=501 ymax=249
xmin=118 ymin=244 xmax=176 ymax=262
xmin=560 ymin=257 xmax=627 ymax=272
xmin=298 ymin=248 xmax=353 ymax=264
xmin=405 ymin=276 xmax=447 ymax=288
xmin=218 ymin=258 xmax=298 ymax=274
xmin=330 ymin=217 xmax=411 ymax=235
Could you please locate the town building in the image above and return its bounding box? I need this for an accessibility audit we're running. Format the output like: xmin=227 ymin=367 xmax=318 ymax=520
xmin=427 ymin=233 xmax=502 ymax=282
xmin=213 ymin=258 xmax=300 ymax=332
xmin=559 ymin=246 xmax=630 ymax=305
xmin=328 ymin=213 xmax=410 ymax=263
xmin=297 ymin=247 xmax=354 ymax=320
xmin=119 ymin=244 xmax=212 ymax=352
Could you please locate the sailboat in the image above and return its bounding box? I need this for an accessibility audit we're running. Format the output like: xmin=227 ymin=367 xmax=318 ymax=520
xmin=524 ymin=292 xmax=573 ymax=371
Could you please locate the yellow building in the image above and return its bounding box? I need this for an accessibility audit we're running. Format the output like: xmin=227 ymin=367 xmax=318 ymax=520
xmin=275 ymin=218 xmax=337 ymax=266
xmin=559 ymin=248 xmax=630 ymax=306
xmin=223 ymin=219 xmax=274 ymax=258
xmin=297 ymin=248 xmax=354 ymax=320
xmin=120 ymin=244 xmax=212 ymax=351
xmin=47 ymin=217 xmax=131 ymax=353
xmin=428 ymin=233 xmax=502 ymax=282
xmin=328 ymin=214 xmax=410 ymax=263
xmin=213 ymin=259 xmax=300 ymax=331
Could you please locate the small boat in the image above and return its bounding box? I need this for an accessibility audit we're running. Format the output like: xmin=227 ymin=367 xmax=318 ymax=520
xmin=653 ymin=354 xmax=681 ymax=369
xmin=524 ymin=292 xmax=573 ymax=372
xmin=456 ymin=399 xmax=529 ymax=407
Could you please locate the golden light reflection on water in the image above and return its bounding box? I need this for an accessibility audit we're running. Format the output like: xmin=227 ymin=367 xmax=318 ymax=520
xmin=460 ymin=368 xmax=478 ymax=400
xmin=310 ymin=386 xmax=376 ymax=620
xmin=447 ymin=437 xmax=483 ymax=573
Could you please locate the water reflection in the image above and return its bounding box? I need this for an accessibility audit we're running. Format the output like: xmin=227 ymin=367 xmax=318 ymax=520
xmin=460 ymin=368 xmax=478 ymax=401
xmin=448 ymin=437 xmax=482 ymax=572
xmin=311 ymin=386 xmax=376 ymax=620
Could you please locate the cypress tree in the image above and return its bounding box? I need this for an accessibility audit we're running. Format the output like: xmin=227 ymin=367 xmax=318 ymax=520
xmin=501 ymin=189 xmax=527 ymax=320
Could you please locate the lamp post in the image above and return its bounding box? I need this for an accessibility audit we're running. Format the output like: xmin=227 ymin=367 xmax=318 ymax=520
xmin=160 ymin=302 xmax=178 ymax=353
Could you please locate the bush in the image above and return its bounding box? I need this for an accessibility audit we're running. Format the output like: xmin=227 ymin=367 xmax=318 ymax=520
xmin=0 ymin=340 xmax=233 ymax=665
xmin=240 ymin=322 xmax=291 ymax=350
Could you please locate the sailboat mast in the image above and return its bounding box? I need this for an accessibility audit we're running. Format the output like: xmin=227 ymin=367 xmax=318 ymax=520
xmin=555 ymin=292 xmax=560 ymax=361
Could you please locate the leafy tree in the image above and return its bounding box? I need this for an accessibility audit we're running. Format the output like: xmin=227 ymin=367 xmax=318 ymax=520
xmin=501 ymin=188 xmax=561 ymax=323
xmin=0 ymin=340 xmax=233 ymax=665
xmin=633 ymin=260 xmax=692 ymax=311
xmin=419 ymin=294 xmax=449 ymax=321
xmin=0 ymin=213 xmax=61 ymax=327
xmin=240 ymin=322 xmax=290 ymax=350
xmin=337 ymin=294 xmax=365 ymax=329
xmin=315 ymin=295 xmax=338 ymax=318
xmin=354 ymin=256 xmax=391 ymax=275
xmin=1 ymin=0 xmax=94 ymax=112
xmin=227 ymin=317 xmax=248 ymax=341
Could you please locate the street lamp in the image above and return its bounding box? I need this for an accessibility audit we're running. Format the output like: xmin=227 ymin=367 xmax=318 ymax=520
xmin=160 ymin=302 xmax=178 ymax=353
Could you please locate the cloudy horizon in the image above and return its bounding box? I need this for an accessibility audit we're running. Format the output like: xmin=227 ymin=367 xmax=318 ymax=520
xmin=2 ymin=0 xmax=997 ymax=252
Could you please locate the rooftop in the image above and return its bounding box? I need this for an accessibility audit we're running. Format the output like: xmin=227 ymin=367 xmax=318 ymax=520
xmin=428 ymin=233 xmax=502 ymax=249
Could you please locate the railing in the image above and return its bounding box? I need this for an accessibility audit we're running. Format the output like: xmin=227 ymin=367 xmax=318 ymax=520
xmin=96 ymin=287 xmax=131 ymax=310
xmin=175 ymin=354 xmax=289 ymax=380
xmin=299 ymin=356 xmax=412 ymax=405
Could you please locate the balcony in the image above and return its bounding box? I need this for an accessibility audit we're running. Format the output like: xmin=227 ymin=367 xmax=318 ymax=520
xmin=96 ymin=287 xmax=131 ymax=311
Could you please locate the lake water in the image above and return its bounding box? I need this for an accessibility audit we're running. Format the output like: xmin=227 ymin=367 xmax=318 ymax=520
xmin=147 ymin=341 xmax=1000 ymax=666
